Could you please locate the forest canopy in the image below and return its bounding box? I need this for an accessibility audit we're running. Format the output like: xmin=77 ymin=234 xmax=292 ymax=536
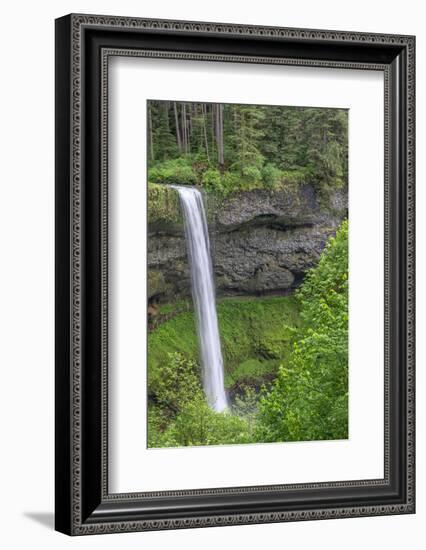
xmin=148 ymin=100 xmax=348 ymax=196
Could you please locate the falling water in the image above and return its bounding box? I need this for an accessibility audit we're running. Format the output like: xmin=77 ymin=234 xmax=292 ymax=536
xmin=172 ymin=185 xmax=228 ymax=412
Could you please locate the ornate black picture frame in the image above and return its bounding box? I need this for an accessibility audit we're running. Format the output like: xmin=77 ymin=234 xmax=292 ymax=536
xmin=55 ymin=13 xmax=415 ymax=535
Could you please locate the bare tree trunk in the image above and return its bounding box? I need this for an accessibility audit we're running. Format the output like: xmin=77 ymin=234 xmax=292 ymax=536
xmin=173 ymin=102 xmax=182 ymax=153
xmin=164 ymin=101 xmax=170 ymax=132
xmin=148 ymin=105 xmax=154 ymax=161
xmin=187 ymin=104 xmax=191 ymax=154
xmin=182 ymin=103 xmax=186 ymax=153
xmin=202 ymin=104 xmax=210 ymax=163
xmin=211 ymin=105 xmax=216 ymax=160
xmin=214 ymin=104 xmax=219 ymax=163
xmin=182 ymin=103 xmax=187 ymax=154
xmin=216 ymin=103 xmax=224 ymax=167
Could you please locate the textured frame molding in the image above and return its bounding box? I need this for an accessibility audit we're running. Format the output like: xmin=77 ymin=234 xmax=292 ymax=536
xmin=55 ymin=13 xmax=415 ymax=536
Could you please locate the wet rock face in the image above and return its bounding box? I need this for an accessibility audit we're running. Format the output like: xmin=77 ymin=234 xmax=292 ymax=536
xmin=215 ymin=184 xmax=328 ymax=229
xmin=147 ymin=184 xmax=347 ymax=302
xmin=212 ymin=225 xmax=334 ymax=294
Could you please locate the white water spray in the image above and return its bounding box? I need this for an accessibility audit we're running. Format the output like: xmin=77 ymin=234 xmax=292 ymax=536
xmin=172 ymin=185 xmax=228 ymax=412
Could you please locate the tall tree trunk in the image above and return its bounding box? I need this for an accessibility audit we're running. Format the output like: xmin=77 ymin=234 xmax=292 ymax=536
xmin=148 ymin=105 xmax=154 ymax=161
xmin=216 ymin=103 xmax=224 ymax=167
xmin=173 ymin=102 xmax=182 ymax=153
xmin=218 ymin=103 xmax=225 ymax=168
xmin=182 ymin=103 xmax=186 ymax=153
xmin=202 ymin=104 xmax=210 ymax=163
xmin=182 ymin=103 xmax=187 ymax=154
xmin=187 ymin=104 xmax=191 ymax=154
xmin=211 ymin=105 xmax=216 ymax=160
xmin=215 ymin=104 xmax=219 ymax=162
xmin=164 ymin=101 xmax=170 ymax=132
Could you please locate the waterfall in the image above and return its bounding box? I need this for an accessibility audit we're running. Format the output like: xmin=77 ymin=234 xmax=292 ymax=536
xmin=172 ymin=185 xmax=228 ymax=412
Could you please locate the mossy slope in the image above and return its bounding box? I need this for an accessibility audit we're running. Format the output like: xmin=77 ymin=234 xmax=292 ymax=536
xmin=148 ymin=295 xmax=301 ymax=396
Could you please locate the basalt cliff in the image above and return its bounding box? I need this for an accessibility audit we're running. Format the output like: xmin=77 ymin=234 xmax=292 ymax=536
xmin=148 ymin=184 xmax=347 ymax=303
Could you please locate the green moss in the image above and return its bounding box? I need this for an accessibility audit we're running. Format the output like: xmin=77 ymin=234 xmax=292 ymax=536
xmin=157 ymin=300 xmax=191 ymax=315
xmin=224 ymin=358 xmax=279 ymax=389
xmin=148 ymin=310 xmax=198 ymax=395
xmin=147 ymin=270 xmax=167 ymax=299
xmin=147 ymin=181 xmax=181 ymax=224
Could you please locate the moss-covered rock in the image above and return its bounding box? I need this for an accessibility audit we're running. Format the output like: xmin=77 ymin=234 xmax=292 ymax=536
xmin=147 ymin=182 xmax=181 ymax=228
xmin=148 ymin=270 xmax=167 ymax=299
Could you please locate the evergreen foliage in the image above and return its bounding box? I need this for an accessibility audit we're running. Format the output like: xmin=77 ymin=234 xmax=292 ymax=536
xmin=147 ymin=100 xmax=348 ymax=195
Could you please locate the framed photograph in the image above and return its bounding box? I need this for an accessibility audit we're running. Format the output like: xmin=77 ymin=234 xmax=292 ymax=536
xmin=55 ymin=14 xmax=415 ymax=535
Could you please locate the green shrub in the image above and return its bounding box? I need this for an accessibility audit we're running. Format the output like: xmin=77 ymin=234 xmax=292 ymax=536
xmin=280 ymin=168 xmax=311 ymax=187
xmin=242 ymin=165 xmax=262 ymax=184
xmin=147 ymin=406 xmax=171 ymax=448
xmin=148 ymin=158 xmax=197 ymax=185
xmin=262 ymin=163 xmax=282 ymax=187
xmin=232 ymin=385 xmax=260 ymax=437
xmin=155 ymin=396 xmax=251 ymax=447
xmin=202 ymin=168 xmax=223 ymax=192
xmin=221 ymin=171 xmax=240 ymax=193
xmin=152 ymin=352 xmax=203 ymax=418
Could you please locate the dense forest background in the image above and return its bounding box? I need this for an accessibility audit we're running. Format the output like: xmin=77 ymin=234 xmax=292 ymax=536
xmin=148 ymin=101 xmax=348 ymax=196
xmin=147 ymin=100 xmax=349 ymax=448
